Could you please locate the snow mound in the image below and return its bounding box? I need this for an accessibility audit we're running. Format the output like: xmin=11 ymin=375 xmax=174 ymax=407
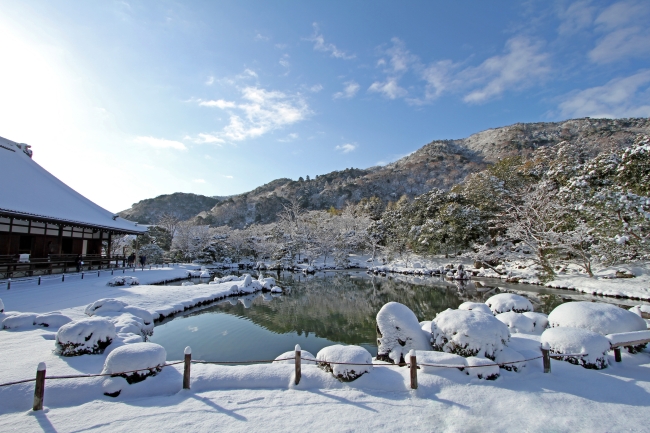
xmin=431 ymin=309 xmax=510 ymax=359
xmin=415 ymin=350 xmax=467 ymax=374
xmin=34 ymin=312 xmax=72 ymax=328
xmin=495 ymin=312 xmax=535 ymax=334
xmin=199 ymin=271 xmax=211 ymax=278
xmin=548 ymin=302 xmax=647 ymax=335
xmin=316 ymin=345 xmax=372 ymax=382
xmin=629 ymin=305 xmax=650 ymax=319
xmin=458 ymin=302 xmax=492 ymax=315
xmin=522 ymin=312 xmax=549 ymax=333
xmin=85 ymin=298 xmax=128 ymax=316
xmin=112 ymin=313 xmax=154 ymax=339
xmin=541 ymin=327 xmax=610 ymax=369
xmin=485 ymin=293 xmax=533 ymax=314
xmin=259 ymin=276 xmax=276 ymax=290
xmin=270 ymin=287 xmax=282 ymax=293
xmin=106 ymin=276 xmax=139 ymax=287
xmin=376 ymin=302 xmax=431 ymax=363
xmin=273 ymin=350 xmax=317 ymax=365
xmin=213 ymin=275 xmax=240 ymax=284
xmin=465 ymin=357 xmax=500 ymax=380
xmin=122 ymin=306 xmax=154 ymax=327
xmin=2 ymin=312 xmax=38 ymax=329
xmin=56 ymin=317 xmax=116 ymax=356
xmin=495 ymin=347 xmax=526 ymax=372
xmin=102 ymin=342 xmax=166 ymax=384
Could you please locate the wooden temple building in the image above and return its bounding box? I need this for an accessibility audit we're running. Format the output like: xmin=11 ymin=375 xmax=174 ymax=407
xmin=0 ymin=136 xmax=146 ymax=278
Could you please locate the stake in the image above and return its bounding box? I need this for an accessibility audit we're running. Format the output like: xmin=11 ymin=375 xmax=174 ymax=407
xmin=614 ymin=347 xmax=622 ymax=362
xmin=38 ymin=276 xmax=41 ymax=285
xmin=62 ymin=274 xmax=65 ymax=282
xmin=98 ymin=271 xmax=100 ymax=277
xmin=33 ymin=362 xmax=46 ymax=411
xmin=541 ymin=342 xmax=551 ymax=373
xmin=183 ymin=346 xmax=192 ymax=389
xmin=409 ymin=349 xmax=418 ymax=389
xmin=81 ymin=272 xmax=84 ymax=280
xmin=295 ymin=344 xmax=301 ymax=385
xmin=7 ymin=278 xmax=11 ymax=290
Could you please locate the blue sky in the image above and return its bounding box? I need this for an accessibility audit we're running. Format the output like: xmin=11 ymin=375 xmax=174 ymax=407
xmin=1 ymin=1 xmax=649 ymax=212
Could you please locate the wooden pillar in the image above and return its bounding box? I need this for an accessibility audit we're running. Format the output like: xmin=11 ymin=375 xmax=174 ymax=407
xmin=57 ymin=224 xmax=63 ymax=255
xmin=409 ymin=349 xmax=418 ymax=389
xmin=295 ymin=344 xmax=302 ymax=385
xmin=541 ymin=342 xmax=551 ymax=373
xmin=33 ymin=362 xmax=46 ymax=411
xmin=614 ymin=347 xmax=622 ymax=362
xmin=107 ymin=232 xmax=112 ymax=259
xmin=183 ymin=346 xmax=192 ymax=389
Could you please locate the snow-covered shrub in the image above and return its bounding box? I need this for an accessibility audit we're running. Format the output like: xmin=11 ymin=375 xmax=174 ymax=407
xmin=112 ymin=313 xmax=154 ymax=339
xmin=541 ymin=327 xmax=610 ymax=370
xmin=85 ymin=299 xmax=128 ymax=316
xmin=522 ymin=312 xmax=549 ymax=332
xmin=106 ymin=276 xmax=139 ymax=287
xmin=458 ymin=302 xmax=492 ymax=315
xmin=485 ymin=293 xmax=533 ymax=314
xmin=465 ymin=357 xmax=500 ymax=380
xmin=415 ymin=350 xmax=467 ymax=374
xmin=548 ymin=302 xmax=647 ymax=353
xmin=259 ymin=276 xmax=276 ymax=290
xmin=376 ymin=302 xmax=431 ymax=363
xmin=431 ymin=309 xmax=510 ymax=359
xmin=271 ymin=287 xmax=282 ymax=293
xmin=122 ymin=306 xmax=154 ymax=328
xmin=495 ymin=312 xmax=535 ymax=334
xmin=273 ymin=349 xmax=317 ymax=365
xmin=138 ymin=243 xmax=164 ymax=265
xmin=316 ymin=345 xmax=372 ymax=382
xmin=2 ymin=312 xmax=38 ymax=329
xmin=181 ymin=281 xmax=194 ymax=286
xmin=34 ymin=312 xmax=72 ymax=328
xmin=102 ymin=342 xmax=166 ymax=384
xmin=56 ymin=318 xmax=116 ymax=356
xmin=494 ymin=347 xmax=526 ymax=372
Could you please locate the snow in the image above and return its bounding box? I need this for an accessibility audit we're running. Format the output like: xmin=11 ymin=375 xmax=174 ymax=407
xmin=431 ymin=308 xmax=510 ymax=359
xmin=34 ymin=312 xmax=72 ymax=328
xmin=541 ymin=327 xmax=611 ymax=369
xmin=495 ymin=312 xmax=535 ymax=333
xmin=376 ymin=302 xmax=431 ymax=363
xmin=0 ymin=136 xmax=144 ymax=233
xmin=2 ymin=312 xmax=38 ymax=329
xmin=522 ymin=311 xmax=549 ymax=332
xmin=273 ymin=350 xmax=317 ymax=365
xmin=55 ymin=317 xmax=116 ymax=356
xmin=316 ymin=345 xmax=372 ymax=381
xmin=548 ymin=301 xmax=647 ymax=335
xmin=485 ymin=293 xmax=534 ymax=314
xmin=465 ymin=357 xmax=500 ymax=380
xmin=101 ymin=342 xmax=167 ymax=378
xmin=494 ymin=347 xmax=527 ymax=372
xmin=458 ymin=301 xmax=492 ymax=315
xmin=85 ymin=298 xmax=129 ymax=316
xmin=414 ymin=350 xmax=467 ymax=374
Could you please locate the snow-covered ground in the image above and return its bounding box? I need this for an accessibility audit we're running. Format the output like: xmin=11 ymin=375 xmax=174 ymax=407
xmin=1 ymin=265 xmax=650 ymax=432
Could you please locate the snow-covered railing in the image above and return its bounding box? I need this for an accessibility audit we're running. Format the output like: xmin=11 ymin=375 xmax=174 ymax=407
xmin=606 ymin=330 xmax=650 ymax=362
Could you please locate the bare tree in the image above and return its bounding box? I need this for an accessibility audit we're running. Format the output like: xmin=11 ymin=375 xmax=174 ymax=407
xmin=157 ymin=213 xmax=181 ymax=239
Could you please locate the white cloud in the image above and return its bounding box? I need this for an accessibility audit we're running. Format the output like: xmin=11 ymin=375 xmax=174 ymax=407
xmin=368 ymin=79 xmax=408 ymax=99
xmin=222 ymin=175 xmax=234 ymax=179
xmin=383 ymin=38 xmax=416 ymax=74
xmin=308 ymin=84 xmax=323 ymax=93
xmin=589 ymin=1 xmax=650 ymax=63
xmin=193 ymin=179 xmax=206 ymax=183
xmin=335 ymin=143 xmax=357 ymax=153
xmin=418 ymin=60 xmax=458 ymax=102
xmin=134 ymin=136 xmax=187 ymax=150
xmin=333 ymin=81 xmax=360 ymax=99
xmin=196 ymin=85 xmax=310 ymax=142
xmin=278 ymin=132 xmax=298 ymax=142
xmin=205 ymin=76 xmax=215 ymax=86
xmin=558 ymin=70 xmax=650 ymax=118
xmin=462 ymin=37 xmax=550 ymax=104
xmin=307 ymin=23 xmax=355 ymax=59
xmin=255 ymin=33 xmax=269 ymax=41
xmin=557 ymin=0 xmax=596 ymax=35
xmin=199 ymin=99 xmax=236 ymax=108
xmin=194 ymin=133 xmax=225 ymax=144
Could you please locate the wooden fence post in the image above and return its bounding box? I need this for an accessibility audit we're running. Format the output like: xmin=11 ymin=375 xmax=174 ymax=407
xmin=614 ymin=347 xmax=622 ymax=362
xmin=33 ymin=362 xmax=46 ymax=411
xmin=7 ymin=278 xmax=11 ymax=290
xmin=183 ymin=346 xmax=192 ymax=389
xmin=38 ymin=276 xmax=41 ymax=285
xmin=295 ymin=344 xmax=301 ymax=385
xmin=409 ymin=349 xmax=418 ymax=389
xmin=541 ymin=342 xmax=551 ymax=373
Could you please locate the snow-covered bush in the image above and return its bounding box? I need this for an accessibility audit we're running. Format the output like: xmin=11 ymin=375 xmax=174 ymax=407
xmin=106 ymin=276 xmax=139 ymax=287
xmin=258 ymin=276 xmax=276 ymax=290
xmin=522 ymin=312 xmax=549 ymax=332
xmin=112 ymin=313 xmax=154 ymax=339
xmin=2 ymin=312 xmax=37 ymax=329
xmin=102 ymin=342 xmax=166 ymax=384
xmin=495 ymin=312 xmax=535 ymax=334
xmin=485 ymin=293 xmax=533 ymax=314
xmin=85 ymin=299 xmax=128 ymax=316
xmin=181 ymin=281 xmax=194 ymax=286
xmin=458 ymin=302 xmax=492 ymax=315
xmin=415 ymin=350 xmax=467 ymax=374
xmin=465 ymin=357 xmax=500 ymax=380
xmin=56 ymin=318 xmax=116 ymax=356
xmin=316 ymin=345 xmax=372 ymax=382
xmin=273 ymin=349 xmax=317 ymax=365
xmin=548 ymin=302 xmax=647 ymax=353
xmin=376 ymin=302 xmax=431 ymax=364
xmin=138 ymin=243 xmax=164 ymax=265
xmin=431 ymin=309 xmax=510 ymax=359
xmin=34 ymin=312 xmax=72 ymax=328
xmin=494 ymin=347 xmax=526 ymax=372
xmin=541 ymin=327 xmax=610 ymax=369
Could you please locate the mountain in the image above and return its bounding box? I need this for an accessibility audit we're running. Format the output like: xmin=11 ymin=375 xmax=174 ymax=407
xmin=118 ymin=192 xmax=222 ymax=225
xmin=122 ymin=117 xmax=650 ymax=228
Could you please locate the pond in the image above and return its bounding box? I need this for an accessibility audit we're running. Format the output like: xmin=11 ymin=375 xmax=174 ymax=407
xmin=150 ymin=271 xmax=647 ymax=363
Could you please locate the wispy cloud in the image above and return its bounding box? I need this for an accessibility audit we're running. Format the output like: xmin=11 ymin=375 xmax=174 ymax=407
xmin=194 ymin=133 xmax=225 ymax=144
xmin=278 ymin=132 xmax=298 ymax=142
xmin=558 ymin=70 xmax=650 ymax=118
xmin=205 ymin=76 xmax=215 ymax=86
xmin=222 ymin=175 xmax=234 ymax=179
xmin=333 ymin=81 xmax=360 ymax=99
xmin=308 ymin=84 xmax=323 ymax=93
xmin=557 ymin=0 xmax=596 ymax=35
xmin=335 ymin=143 xmax=357 ymax=153
xmin=198 ymin=99 xmax=236 ymax=109
xmin=193 ymin=179 xmax=206 ymax=183
xmin=368 ymin=79 xmax=407 ymax=99
xmin=307 ymin=23 xmax=355 ymax=59
xmin=589 ymin=0 xmax=650 ymax=63
xmin=134 ymin=136 xmax=187 ymax=150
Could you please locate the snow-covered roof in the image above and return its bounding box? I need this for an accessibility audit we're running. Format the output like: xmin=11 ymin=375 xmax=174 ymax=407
xmin=0 ymin=136 xmax=145 ymax=234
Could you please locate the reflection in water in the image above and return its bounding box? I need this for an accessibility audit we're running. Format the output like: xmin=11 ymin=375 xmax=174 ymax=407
xmin=151 ymin=272 xmax=489 ymax=362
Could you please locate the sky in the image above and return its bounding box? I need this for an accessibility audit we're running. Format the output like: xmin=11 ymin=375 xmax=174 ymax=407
xmin=1 ymin=1 xmax=649 ymax=213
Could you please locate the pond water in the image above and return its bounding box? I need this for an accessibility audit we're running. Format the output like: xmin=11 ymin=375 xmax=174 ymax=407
xmin=150 ymin=271 xmax=647 ymax=362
